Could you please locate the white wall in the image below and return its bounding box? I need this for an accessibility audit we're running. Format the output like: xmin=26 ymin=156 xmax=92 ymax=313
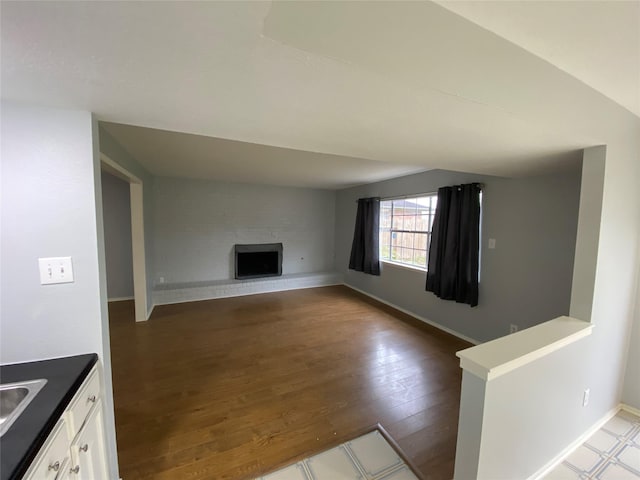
xmin=152 ymin=176 xmax=336 ymax=285
xmin=622 ymin=259 xmax=640 ymax=409
xmin=101 ymin=171 xmax=134 ymax=300
xmin=477 ymin=337 xmax=596 ymax=479
xmin=335 ymin=167 xmax=582 ymax=343
xmin=0 ymin=102 xmax=119 ymax=479
xmin=1 ymin=103 xmax=104 ymax=361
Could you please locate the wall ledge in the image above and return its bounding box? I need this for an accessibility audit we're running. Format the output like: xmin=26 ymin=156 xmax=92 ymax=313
xmin=152 ymin=271 xmax=343 ymax=306
xmin=457 ymin=316 xmax=593 ymax=381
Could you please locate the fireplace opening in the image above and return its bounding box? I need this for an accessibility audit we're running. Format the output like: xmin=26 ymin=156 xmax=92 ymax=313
xmin=234 ymin=243 xmax=283 ymax=280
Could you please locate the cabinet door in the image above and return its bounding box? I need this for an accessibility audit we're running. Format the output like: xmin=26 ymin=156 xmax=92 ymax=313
xmin=23 ymin=417 xmax=71 ymax=480
xmin=69 ymin=400 xmax=108 ymax=480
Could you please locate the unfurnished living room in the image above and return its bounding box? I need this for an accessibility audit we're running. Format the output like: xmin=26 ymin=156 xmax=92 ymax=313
xmin=1 ymin=2 xmax=639 ymax=480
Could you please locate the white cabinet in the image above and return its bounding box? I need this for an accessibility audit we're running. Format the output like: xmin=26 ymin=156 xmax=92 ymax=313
xmin=21 ymin=418 xmax=71 ymax=480
xmin=24 ymin=364 xmax=109 ymax=480
xmin=69 ymin=400 xmax=108 ymax=479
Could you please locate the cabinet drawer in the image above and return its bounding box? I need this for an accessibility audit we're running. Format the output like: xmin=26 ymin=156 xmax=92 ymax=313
xmin=65 ymin=367 xmax=101 ymax=439
xmin=23 ymin=417 xmax=70 ymax=480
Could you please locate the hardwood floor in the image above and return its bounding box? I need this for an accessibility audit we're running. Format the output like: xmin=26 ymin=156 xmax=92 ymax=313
xmin=108 ymin=285 xmax=471 ymax=480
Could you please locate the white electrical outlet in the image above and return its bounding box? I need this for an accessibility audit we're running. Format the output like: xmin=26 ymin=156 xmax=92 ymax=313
xmin=583 ymin=388 xmax=590 ymax=407
xmin=510 ymin=324 xmax=518 ymax=334
xmin=38 ymin=257 xmax=74 ymax=285
xmin=488 ymin=238 xmax=496 ymax=249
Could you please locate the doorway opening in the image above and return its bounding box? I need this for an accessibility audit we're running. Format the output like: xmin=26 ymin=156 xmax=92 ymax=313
xmin=100 ymin=154 xmax=148 ymax=322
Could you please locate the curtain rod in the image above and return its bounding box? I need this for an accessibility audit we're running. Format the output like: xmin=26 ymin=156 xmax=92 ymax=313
xmin=355 ymin=183 xmax=484 ymax=203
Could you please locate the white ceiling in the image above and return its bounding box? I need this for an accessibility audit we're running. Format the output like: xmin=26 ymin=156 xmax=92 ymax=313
xmin=437 ymin=1 xmax=640 ymax=118
xmin=2 ymin=1 xmax=638 ymax=189
xmin=101 ymin=122 xmax=427 ymax=189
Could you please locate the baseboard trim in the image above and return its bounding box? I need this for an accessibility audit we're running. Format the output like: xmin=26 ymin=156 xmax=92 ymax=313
xmin=108 ymin=296 xmax=134 ymax=302
xmin=343 ymin=283 xmax=480 ymax=345
xmin=527 ymin=405 xmax=621 ymax=480
xmin=620 ymin=403 xmax=640 ymax=417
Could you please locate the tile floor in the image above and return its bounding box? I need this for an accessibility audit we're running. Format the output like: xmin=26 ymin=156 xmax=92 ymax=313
xmin=255 ymin=429 xmax=418 ymax=480
xmin=545 ymin=410 xmax=640 ymax=480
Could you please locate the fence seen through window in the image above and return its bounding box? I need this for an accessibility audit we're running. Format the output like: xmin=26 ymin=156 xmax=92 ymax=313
xmin=379 ymin=194 xmax=437 ymax=270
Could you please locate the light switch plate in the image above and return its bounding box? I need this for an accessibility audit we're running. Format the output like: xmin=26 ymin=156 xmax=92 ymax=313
xmin=39 ymin=257 xmax=74 ymax=285
xmin=488 ymin=238 xmax=496 ymax=249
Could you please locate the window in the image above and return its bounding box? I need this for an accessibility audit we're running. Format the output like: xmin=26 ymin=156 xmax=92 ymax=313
xmin=379 ymin=194 xmax=437 ymax=270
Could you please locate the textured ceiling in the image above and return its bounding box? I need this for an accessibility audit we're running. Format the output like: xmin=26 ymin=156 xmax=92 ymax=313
xmin=1 ymin=1 xmax=637 ymax=188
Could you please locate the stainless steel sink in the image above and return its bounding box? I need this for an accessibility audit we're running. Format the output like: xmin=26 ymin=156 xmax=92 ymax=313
xmin=0 ymin=379 xmax=47 ymax=437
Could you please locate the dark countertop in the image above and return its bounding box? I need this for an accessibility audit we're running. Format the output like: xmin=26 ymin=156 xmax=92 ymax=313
xmin=0 ymin=354 xmax=98 ymax=480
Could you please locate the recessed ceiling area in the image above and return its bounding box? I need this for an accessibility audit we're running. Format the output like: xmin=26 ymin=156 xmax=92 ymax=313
xmin=101 ymin=122 xmax=429 ymax=189
xmin=2 ymin=1 xmax=637 ymax=188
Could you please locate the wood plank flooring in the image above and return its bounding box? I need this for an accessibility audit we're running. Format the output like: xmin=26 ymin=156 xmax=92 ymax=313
xmin=108 ymin=285 xmax=471 ymax=480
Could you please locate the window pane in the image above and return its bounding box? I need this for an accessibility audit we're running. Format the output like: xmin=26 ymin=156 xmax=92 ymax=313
xmin=380 ymin=204 xmax=392 ymax=229
xmin=414 ymin=250 xmax=427 ymax=267
xmin=393 ymin=199 xmax=415 ymax=215
xmin=380 ymin=231 xmax=391 ymax=259
xmin=391 ymin=231 xmax=401 ymax=246
xmin=415 ymin=233 xmax=428 ymax=250
xmin=416 ymin=213 xmax=429 ymax=231
xmin=404 ymin=232 xmax=412 ymax=247
xmin=403 ymin=214 xmax=416 ymax=230
xmin=379 ymin=194 xmax=437 ymax=270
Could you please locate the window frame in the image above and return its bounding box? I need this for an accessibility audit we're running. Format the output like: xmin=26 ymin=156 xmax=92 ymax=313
xmin=379 ymin=193 xmax=438 ymax=272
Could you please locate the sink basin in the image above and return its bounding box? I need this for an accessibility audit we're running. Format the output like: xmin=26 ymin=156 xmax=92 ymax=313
xmin=0 ymin=379 xmax=47 ymax=437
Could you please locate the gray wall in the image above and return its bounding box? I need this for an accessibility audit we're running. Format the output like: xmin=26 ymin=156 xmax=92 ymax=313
xmin=0 ymin=102 xmax=119 ymax=478
xmin=152 ymin=177 xmax=336 ymax=285
xmin=101 ymin=171 xmax=134 ymax=300
xmin=335 ymin=168 xmax=581 ymax=343
xmin=99 ymin=126 xmax=155 ymax=313
xmin=456 ymin=147 xmax=631 ymax=479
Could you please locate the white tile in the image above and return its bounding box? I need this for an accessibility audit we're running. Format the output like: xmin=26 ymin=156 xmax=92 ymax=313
xmin=305 ymin=446 xmax=365 ymax=480
xmin=604 ymin=416 xmax=636 ymax=437
xmin=347 ymin=431 xmax=402 ymax=476
xmin=377 ymin=466 xmax=419 ymax=480
xmin=543 ymin=463 xmax=581 ymax=480
xmin=260 ymin=463 xmax=310 ymax=480
xmin=596 ymin=463 xmax=640 ymax=480
xmin=618 ymin=412 xmax=640 ymax=427
xmin=565 ymin=446 xmax=605 ymax=474
xmin=587 ymin=429 xmax=623 ymax=454
xmin=616 ymin=444 xmax=640 ymax=473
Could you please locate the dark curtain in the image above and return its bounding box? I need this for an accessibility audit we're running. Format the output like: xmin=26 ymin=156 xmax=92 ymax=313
xmin=348 ymin=197 xmax=381 ymax=276
xmin=426 ymin=183 xmax=481 ymax=307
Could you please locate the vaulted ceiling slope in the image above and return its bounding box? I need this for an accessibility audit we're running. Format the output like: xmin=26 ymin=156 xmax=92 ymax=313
xmin=437 ymin=1 xmax=640 ymax=118
xmin=2 ymin=1 xmax=638 ymax=188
